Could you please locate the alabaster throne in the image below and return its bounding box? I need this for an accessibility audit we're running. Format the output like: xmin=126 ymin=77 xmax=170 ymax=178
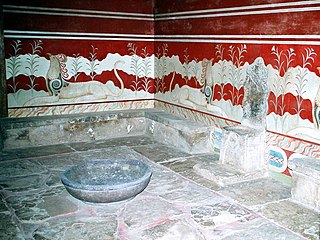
xmin=219 ymin=57 xmax=270 ymax=174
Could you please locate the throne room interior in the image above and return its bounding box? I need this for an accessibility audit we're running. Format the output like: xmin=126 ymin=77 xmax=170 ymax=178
xmin=0 ymin=1 xmax=319 ymax=239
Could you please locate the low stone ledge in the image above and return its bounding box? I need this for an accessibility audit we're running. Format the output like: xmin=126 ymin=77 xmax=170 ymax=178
xmin=288 ymin=157 xmax=320 ymax=211
xmin=0 ymin=109 xmax=150 ymax=150
xmin=0 ymin=109 xmax=215 ymax=154
xmin=146 ymin=111 xmax=215 ymax=154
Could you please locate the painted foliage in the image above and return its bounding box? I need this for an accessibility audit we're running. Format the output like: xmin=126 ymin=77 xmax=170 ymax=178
xmin=6 ymin=40 xmax=320 ymax=142
xmin=4 ymin=0 xmax=320 ymax=179
xmin=154 ymin=42 xmax=320 ymax=175
xmin=152 ymin=0 xmax=320 ymax=178
xmin=5 ymin=39 xmax=155 ymax=108
xmin=156 ymin=44 xmax=319 ymax=127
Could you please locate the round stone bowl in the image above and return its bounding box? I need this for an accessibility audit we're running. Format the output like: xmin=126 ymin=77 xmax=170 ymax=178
xmin=61 ymin=159 xmax=152 ymax=203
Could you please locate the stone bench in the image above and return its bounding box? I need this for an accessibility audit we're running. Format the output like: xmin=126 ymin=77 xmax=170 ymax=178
xmin=145 ymin=111 xmax=215 ymax=154
xmin=0 ymin=109 xmax=215 ymax=155
xmin=0 ymin=110 xmax=147 ymax=150
xmin=288 ymin=157 xmax=320 ymax=211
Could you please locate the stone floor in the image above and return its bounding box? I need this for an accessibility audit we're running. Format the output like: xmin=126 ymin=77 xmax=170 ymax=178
xmin=0 ymin=135 xmax=319 ymax=240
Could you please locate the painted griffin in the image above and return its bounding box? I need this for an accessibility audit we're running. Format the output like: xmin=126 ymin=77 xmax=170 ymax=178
xmin=25 ymin=53 xmax=125 ymax=105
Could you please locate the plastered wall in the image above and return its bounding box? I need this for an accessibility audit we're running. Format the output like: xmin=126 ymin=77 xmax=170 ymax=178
xmin=3 ymin=0 xmax=155 ymax=116
xmin=153 ymin=0 xmax=320 ymax=179
xmin=3 ymin=0 xmax=320 ymax=178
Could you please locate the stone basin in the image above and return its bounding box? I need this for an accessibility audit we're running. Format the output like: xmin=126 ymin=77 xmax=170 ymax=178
xmin=61 ymin=159 xmax=152 ymax=203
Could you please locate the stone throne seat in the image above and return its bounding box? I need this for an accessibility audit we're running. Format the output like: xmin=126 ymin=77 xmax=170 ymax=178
xmin=219 ymin=57 xmax=270 ymax=175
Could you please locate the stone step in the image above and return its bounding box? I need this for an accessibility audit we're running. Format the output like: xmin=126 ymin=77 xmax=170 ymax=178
xmin=145 ymin=111 xmax=215 ymax=154
xmin=0 ymin=110 xmax=215 ymax=154
xmin=193 ymin=155 xmax=268 ymax=187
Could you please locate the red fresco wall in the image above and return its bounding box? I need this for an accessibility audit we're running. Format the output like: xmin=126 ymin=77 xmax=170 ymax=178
xmin=154 ymin=0 xmax=320 ymax=177
xmin=4 ymin=40 xmax=155 ymax=94
xmin=3 ymin=0 xmax=155 ymax=115
xmin=3 ymin=0 xmax=320 ymax=176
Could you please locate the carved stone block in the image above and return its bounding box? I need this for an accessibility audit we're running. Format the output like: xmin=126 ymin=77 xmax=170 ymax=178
xmin=219 ymin=125 xmax=268 ymax=174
